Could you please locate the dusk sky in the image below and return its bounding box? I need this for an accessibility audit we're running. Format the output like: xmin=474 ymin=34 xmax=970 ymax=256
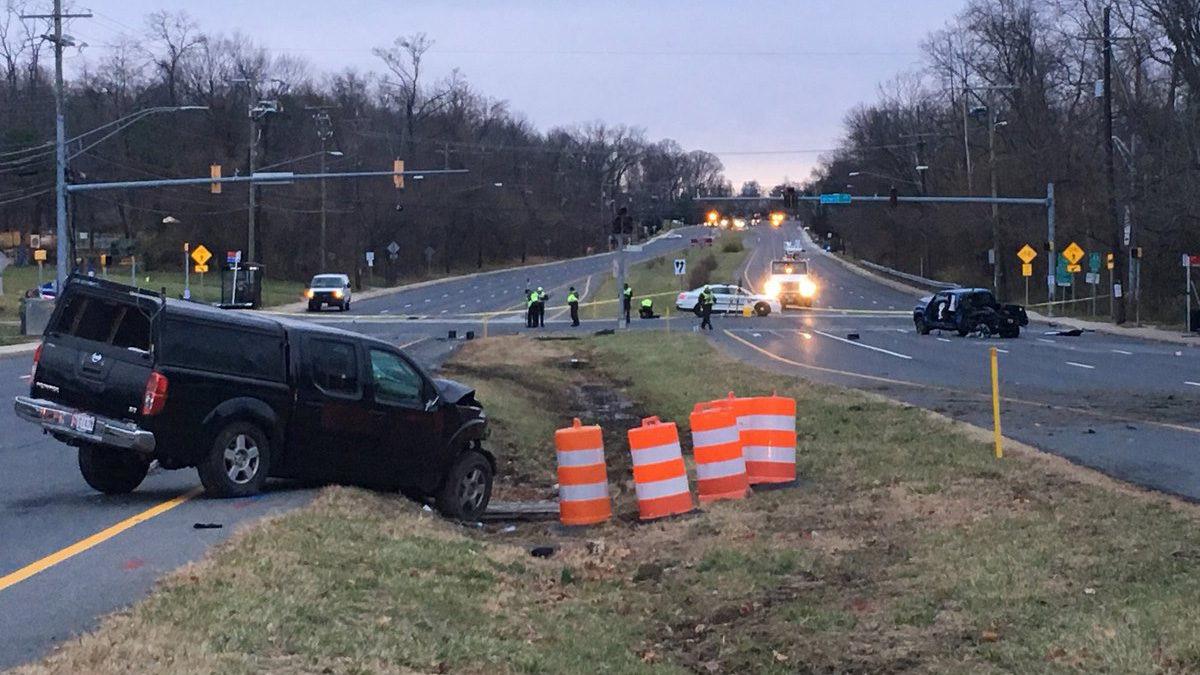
xmin=71 ymin=0 xmax=967 ymax=187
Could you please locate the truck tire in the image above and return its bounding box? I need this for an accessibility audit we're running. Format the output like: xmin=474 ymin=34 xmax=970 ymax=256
xmin=78 ymin=444 xmax=150 ymax=494
xmin=914 ymin=317 xmax=930 ymax=335
xmin=435 ymin=450 xmax=493 ymax=521
xmin=197 ymin=421 xmax=270 ymax=498
xmin=754 ymin=302 xmax=771 ymax=317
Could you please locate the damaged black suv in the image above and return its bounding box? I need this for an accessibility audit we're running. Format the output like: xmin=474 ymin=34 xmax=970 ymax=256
xmin=914 ymin=288 xmax=1029 ymax=338
xmin=15 ymin=276 xmax=493 ymax=519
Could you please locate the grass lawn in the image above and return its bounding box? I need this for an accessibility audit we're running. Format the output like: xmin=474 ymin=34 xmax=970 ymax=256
xmin=582 ymin=232 xmax=748 ymax=320
xmin=15 ymin=331 xmax=1200 ymax=674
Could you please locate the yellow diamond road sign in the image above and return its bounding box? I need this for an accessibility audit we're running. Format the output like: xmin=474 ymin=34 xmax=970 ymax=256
xmin=1017 ymin=244 xmax=1037 ymax=264
xmin=191 ymin=244 xmax=212 ymax=266
xmin=1062 ymin=241 xmax=1084 ymax=265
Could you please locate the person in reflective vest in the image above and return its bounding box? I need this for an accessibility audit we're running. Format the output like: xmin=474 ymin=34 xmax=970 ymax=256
xmin=623 ymin=283 xmax=633 ymax=323
xmin=528 ymin=288 xmax=542 ymax=328
xmin=699 ymin=286 xmax=716 ymax=330
xmin=536 ymin=286 xmax=548 ymax=327
xmin=567 ymin=287 xmax=580 ymax=326
xmin=639 ymin=297 xmax=658 ymax=319
xmin=525 ymin=288 xmax=535 ymax=328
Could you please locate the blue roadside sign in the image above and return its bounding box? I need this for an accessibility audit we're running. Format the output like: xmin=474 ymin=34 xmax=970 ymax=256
xmin=819 ymin=193 xmax=852 ymax=205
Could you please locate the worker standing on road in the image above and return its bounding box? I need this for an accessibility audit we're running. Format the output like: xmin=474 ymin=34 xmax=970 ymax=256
xmin=536 ymin=286 xmax=548 ymax=327
xmin=623 ymin=283 xmax=633 ymax=323
xmin=699 ymin=285 xmax=716 ymax=330
xmin=567 ymin=287 xmax=580 ymax=326
xmin=525 ymin=288 xmax=535 ymax=328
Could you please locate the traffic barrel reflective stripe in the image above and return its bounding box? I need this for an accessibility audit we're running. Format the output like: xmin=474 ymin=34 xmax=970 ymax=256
xmin=628 ymin=416 xmax=694 ymax=520
xmin=739 ymin=396 xmax=797 ymax=484
xmin=690 ymin=401 xmax=749 ymax=502
xmin=554 ymin=418 xmax=611 ymax=526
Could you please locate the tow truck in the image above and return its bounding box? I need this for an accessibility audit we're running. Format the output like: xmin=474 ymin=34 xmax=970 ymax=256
xmin=783 ymin=240 xmax=806 ymax=259
xmin=764 ymin=259 xmax=816 ymax=308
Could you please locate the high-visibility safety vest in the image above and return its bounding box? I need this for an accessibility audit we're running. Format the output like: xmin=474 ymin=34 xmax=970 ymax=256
xmin=529 ymin=291 xmax=540 ymax=304
xmin=538 ymin=290 xmax=548 ymax=301
xmin=623 ymin=287 xmax=633 ymax=298
xmin=700 ymin=290 xmax=715 ymax=306
xmin=567 ymin=292 xmax=579 ymax=303
xmin=641 ymin=298 xmax=653 ymax=308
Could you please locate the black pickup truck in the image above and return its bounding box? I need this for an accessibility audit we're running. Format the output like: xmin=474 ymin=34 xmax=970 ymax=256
xmin=14 ymin=276 xmax=493 ymax=519
xmin=913 ymin=288 xmax=1029 ymax=338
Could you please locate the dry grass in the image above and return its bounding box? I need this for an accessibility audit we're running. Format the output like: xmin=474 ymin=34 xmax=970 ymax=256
xmin=14 ymin=331 xmax=1200 ymax=674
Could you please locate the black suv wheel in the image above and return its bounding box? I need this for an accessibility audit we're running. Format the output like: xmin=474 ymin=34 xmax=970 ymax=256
xmin=197 ymin=422 xmax=270 ymax=497
xmin=914 ymin=317 xmax=930 ymax=335
xmin=78 ymin=444 xmax=150 ymax=494
xmin=435 ymin=450 xmax=493 ymax=521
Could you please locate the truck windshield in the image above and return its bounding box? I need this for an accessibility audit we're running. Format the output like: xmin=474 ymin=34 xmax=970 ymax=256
xmin=771 ymin=261 xmax=807 ymax=275
xmin=310 ymin=276 xmax=344 ymax=288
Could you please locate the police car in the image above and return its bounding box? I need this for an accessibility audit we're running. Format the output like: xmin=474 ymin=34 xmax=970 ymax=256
xmin=676 ymin=284 xmax=781 ymax=317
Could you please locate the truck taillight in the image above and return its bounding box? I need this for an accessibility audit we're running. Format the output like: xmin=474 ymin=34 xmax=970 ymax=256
xmin=142 ymin=372 xmax=169 ymax=416
xmin=31 ymin=343 xmax=42 ymax=381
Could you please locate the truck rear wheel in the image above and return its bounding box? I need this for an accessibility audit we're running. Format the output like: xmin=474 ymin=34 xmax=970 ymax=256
xmin=197 ymin=422 xmax=270 ymax=497
xmin=78 ymin=444 xmax=150 ymax=494
xmin=435 ymin=450 xmax=493 ymax=521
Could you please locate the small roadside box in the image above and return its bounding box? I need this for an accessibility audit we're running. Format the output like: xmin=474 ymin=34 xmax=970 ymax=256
xmin=219 ymin=262 xmax=264 ymax=309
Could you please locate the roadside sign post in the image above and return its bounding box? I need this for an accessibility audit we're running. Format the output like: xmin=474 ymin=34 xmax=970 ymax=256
xmin=183 ymin=242 xmax=190 ymax=300
xmin=33 ymin=249 xmax=46 ymax=286
xmin=674 ymin=258 xmax=686 ymax=292
xmin=227 ymin=250 xmax=242 ymax=306
xmin=190 ymin=245 xmax=212 ymax=302
xmin=1088 ymin=252 xmax=1102 ymax=316
xmin=1017 ymin=244 xmax=1037 ymax=308
xmin=1184 ymin=254 xmax=1200 ymax=331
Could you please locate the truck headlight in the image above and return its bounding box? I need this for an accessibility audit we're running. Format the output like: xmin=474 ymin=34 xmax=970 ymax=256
xmin=764 ymin=280 xmax=782 ymax=298
xmin=799 ymin=279 xmax=817 ymax=297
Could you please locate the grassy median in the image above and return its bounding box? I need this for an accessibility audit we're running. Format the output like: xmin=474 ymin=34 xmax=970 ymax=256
xmin=582 ymin=231 xmax=748 ymax=320
xmin=14 ymin=331 xmax=1200 ymax=674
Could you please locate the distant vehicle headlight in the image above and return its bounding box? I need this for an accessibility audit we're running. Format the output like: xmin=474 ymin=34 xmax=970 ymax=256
xmin=799 ymin=279 xmax=817 ymax=297
xmin=764 ymin=280 xmax=782 ymax=298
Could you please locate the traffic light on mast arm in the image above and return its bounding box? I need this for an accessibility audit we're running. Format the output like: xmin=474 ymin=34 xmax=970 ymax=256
xmin=393 ymin=159 xmax=405 ymax=189
xmin=783 ymin=186 xmax=797 ymax=209
xmin=210 ymin=164 xmax=221 ymax=194
xmin=889 ymin=186 xmax=898 ymax=207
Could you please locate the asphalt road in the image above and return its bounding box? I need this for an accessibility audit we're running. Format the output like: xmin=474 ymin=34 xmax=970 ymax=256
xmin=5 ymin=221 xmax=1199 ymax=668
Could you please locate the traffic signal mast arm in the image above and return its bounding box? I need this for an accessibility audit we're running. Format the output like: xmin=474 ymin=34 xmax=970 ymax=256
xmin=68 ymin=167 xmax=465 ymax=193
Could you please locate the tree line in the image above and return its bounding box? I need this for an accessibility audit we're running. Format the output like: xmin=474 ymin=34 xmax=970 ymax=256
xmin=0 ymin=7 xmax=729 ymax=282
xmin=805 ymin=0 xmax=1200 ymax=321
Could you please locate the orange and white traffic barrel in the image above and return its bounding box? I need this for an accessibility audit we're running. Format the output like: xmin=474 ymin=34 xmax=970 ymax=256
xmin=554 ymin=418 xmax=611 ymax=526
xmin=627 ymin=416 xmax=694 ymax=520
xmin=739 ymin=395 xmax=797 ymax=484
xmin=689 ymin=401 xmax=749 ymax=502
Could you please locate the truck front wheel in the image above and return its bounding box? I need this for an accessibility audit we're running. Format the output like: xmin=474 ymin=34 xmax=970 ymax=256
xmin=435 ymin=450 xmax=493 ymax=521
xmin=197 ymin=422 xmax=271 ymax=498
xmin=78 ymin=444 xmax=150 ymax=494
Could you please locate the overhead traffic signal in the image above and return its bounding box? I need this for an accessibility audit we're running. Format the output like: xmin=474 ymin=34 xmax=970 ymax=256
xmin=889 ymin=186 xmax=898 ymax=207
xmin=210 ymin=164 xmax=221 ymax=194
xmin=393 ymin=159 xmax=405 ymax=189
xmin=783 ymin=187 xmax=797 ymax=209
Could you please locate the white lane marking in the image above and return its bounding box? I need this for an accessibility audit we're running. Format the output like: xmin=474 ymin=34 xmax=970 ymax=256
xmin=490 ymin=294 xmax=496 ymax=298
xmin=440 ymin=309 xmax=448 ymax=314
xmin=424 ymin=298 xmax=431 ymax=303
xmin=937 ymin=337 xmax=952 ymax=343
xmin=1066 ymin=361 xmax=1095 ymax=370
xmin=19 ymin=375 xmax=31 ymax=380
xmin=1112 ymin=349 xmax=1133 ymax=355
xmin=459 ymin=304 xmax=466 ymax=308
xmin=442 ymin=294 xmax=448 ymax=298
xmin=813 ymin=330 xmax=913 ymax=360
xmin=379 ymin=310 xmax=390 ymax=314
xmin=752 ymin=332 xmax=762 ymax=338
xmin=995 ymin=348 xmax=1009 ymax=354
xmin=888 ymin=305 xmax=895 ymax=310
xmin=1037 ymin=338 xmax=1056 ymax=344
xmin=768 ymin=330 xmax=785 ymax=338
xmin=1186 ymin=382 xmax=1200 ymax=388
xmin=404 ymin=303 xmax=412 ymax=308
xmin=895 ymin=328 xmax=907 ymax=333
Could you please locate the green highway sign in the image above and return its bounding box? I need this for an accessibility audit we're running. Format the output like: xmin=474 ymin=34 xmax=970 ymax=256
xmin=1088 ymin=252 xmax=1101 ymax=272
xmin=819 ymin=193 xmax=852 ymax=205
xmin=1056 ymin=254 xmax=1073 ymax=287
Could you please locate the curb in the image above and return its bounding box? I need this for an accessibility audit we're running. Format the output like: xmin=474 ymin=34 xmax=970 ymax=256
xmin=0 ymin=341 xmax=38 ymax=358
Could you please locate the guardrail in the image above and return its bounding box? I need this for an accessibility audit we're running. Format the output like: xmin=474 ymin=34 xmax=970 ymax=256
xmin=859 ymin=260 xmax=959 ymax=290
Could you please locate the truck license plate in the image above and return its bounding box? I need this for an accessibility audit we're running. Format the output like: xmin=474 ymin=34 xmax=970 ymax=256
xmin=72 ymin=413 xmax=95 ymax=434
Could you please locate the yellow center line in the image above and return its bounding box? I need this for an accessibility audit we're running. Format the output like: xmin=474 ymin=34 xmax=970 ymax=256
xmin=0 ymin=486 xmax=204 ymax=593
xmin=721 ymin=329 xmax=1200 ymax=436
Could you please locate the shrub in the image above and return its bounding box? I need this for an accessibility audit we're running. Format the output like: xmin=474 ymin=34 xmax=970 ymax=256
xmin=721 ymin=239 xmax=744 ymax=254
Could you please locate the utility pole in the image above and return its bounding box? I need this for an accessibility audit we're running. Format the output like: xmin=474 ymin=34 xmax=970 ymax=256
xmin=24 ymin=0 xmax=91 ymax=291
xmin=307 ymin=107 xmax=336 ymax=269
xmin=962 ymin=83 xmax=973 ymax=196
xmin=988 ymin=87 xmax=1001 ymax=298
xmin=1103 ymin=5 xmax=1126 ymax=324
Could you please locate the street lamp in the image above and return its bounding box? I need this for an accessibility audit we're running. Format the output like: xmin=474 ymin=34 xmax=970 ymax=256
xmin=847 ymin=170 xmax=921 ymax=188
xmin=256 ymin=150 xmax=344 ymax=172
xmin=53 ymin=105 xmax=207 ymax=289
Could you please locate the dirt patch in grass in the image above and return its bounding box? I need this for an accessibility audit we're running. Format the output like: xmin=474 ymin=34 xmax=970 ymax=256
xmin=17 ymin=331 xmax=1200 ymax=674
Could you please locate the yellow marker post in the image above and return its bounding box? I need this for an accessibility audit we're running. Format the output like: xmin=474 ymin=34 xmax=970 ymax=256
xmin=990 ymin=347 xmax=1003 ymax=459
